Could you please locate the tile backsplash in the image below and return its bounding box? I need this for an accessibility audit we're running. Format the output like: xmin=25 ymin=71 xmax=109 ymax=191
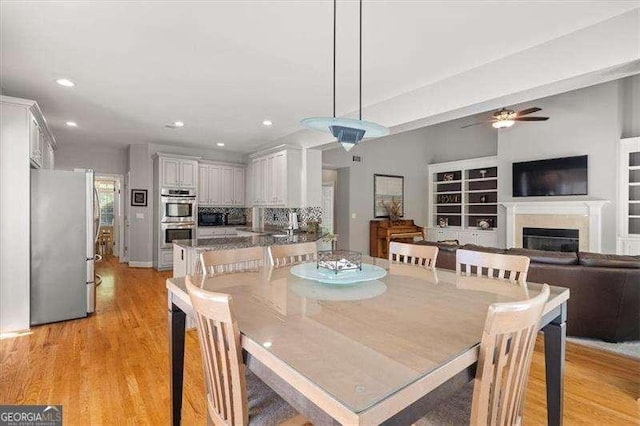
xmin=263 ymin=207 xmax=323 ymax=230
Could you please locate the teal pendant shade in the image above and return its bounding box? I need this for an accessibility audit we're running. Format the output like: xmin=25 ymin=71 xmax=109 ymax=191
xmin=300 ymin=0 xmax=389 ymax=152
xmin=301 ymin=117 xmax=390 ymax=151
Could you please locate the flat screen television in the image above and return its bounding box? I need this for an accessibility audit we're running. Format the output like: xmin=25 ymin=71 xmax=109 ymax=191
xmin=512 ymin=155 xmax=588 ymax=197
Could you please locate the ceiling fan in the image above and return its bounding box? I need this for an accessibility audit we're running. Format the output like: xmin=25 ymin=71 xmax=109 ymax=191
xmin=462 ymin=107 xmax=549 ymax=129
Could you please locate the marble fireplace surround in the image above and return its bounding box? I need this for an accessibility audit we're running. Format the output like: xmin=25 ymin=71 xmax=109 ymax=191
xmin=501 ymin=200 xmax=609 ymax=252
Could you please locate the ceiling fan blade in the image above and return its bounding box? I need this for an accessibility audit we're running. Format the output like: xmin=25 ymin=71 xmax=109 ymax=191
xmin=516 ymin=107 xmax=542 ymax=116
xmin=461 ymin=121 xmax=492 ymax=128
xmin=514 ymin=116 xmax=549 ymax=121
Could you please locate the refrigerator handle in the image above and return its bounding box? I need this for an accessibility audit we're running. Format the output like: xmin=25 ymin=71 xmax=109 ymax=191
xmin=94 ymin=187 xmax=101 ymax=243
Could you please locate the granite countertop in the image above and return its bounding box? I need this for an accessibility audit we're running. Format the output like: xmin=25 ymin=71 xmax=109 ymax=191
xmin=173 ymin=231 xmax=327 ymax=251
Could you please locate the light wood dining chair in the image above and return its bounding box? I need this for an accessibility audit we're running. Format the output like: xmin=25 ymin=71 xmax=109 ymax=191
xmin=456 ymin=249 xmax=530 ymax=287
xmin=268 ymin=242 xmax=317 ymax=269
xmin=388 ymin=242 xmax=439 ymax=271
xmin=200 ymin=246 xmax=264 ymax=276
xmin=186 ymin=277 xmax=305 ymax=425
xmin=418 ymin=284 xmax=550 ymax=426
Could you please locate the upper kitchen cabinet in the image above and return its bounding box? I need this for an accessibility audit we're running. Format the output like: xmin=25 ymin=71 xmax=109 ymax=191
xmin=250 ymin=146 xmax=316 ymax=208
xmin=198 ymin=161 xmax=245 ymax=206
xmin=159 ymin=155 xmax=198 ymax=189
xmin=25 ymin=102 xmax=55 ymax=170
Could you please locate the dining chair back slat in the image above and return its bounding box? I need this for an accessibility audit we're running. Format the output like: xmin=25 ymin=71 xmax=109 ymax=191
xmin=200 ymin=246 xmax=264 ymax=276
xmin=186 ymin=277 xmax=248 ymax=426
xmin=456 ymin=249 xmax=530 ymax=286
xmin=388 ymin=242 xmax=438 ymax=271
xmin=471 ymin=284 xmax=550 ymax=426
xmin=269 ymin=242 xmax=318 ymax=269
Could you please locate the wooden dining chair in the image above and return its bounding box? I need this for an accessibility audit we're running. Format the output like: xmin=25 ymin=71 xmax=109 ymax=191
xmin=268 ymin=242 xmax=317 ymax=269
xmin=417 ymin=284 xmax=550 ymax=426
xmin=456 ymin=249 xmax=530 ymax=287
xmin=186 ymin=277 xmax=305 ymax=425
xmin=388 ymin=242 xmax=438 ymax=271
xmin=200 ymin=246 xmax=264 ymax=276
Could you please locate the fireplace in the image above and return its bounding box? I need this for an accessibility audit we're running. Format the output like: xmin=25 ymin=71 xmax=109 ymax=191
xmin=523 ymin=227 xmax=579 ymax=252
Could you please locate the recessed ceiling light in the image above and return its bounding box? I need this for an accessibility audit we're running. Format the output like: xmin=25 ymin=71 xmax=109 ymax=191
xmin=262 ymin=120 xmax=273 ymax=126
xmin=216 ymin=142 xmax=225 ymax=147
xmin=56 ymin=78 xmax=75 ymax=87
xmin=66 ymin=121 xmax=77 ymax=127
xmin=173 ymin=121 xmax=184 ymax=127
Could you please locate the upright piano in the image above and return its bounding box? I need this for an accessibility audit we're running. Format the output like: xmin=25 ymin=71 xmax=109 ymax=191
xmin=369 ymin=219 xmax=425 ymax=259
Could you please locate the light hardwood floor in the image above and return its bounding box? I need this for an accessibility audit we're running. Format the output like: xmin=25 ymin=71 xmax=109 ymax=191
xmin=1 ymin=256 xmax=638 ymax=425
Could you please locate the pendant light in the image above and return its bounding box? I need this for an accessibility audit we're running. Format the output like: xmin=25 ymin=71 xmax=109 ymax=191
xmin=301 ymin=0 xmax=389 ymax=151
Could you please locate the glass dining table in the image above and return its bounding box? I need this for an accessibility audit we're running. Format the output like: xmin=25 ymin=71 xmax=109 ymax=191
xmin=166 ymin=258 xmax=569 ymax=425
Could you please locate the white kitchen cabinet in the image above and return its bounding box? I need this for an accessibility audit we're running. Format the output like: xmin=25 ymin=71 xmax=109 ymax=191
xmin=233 ymin=167 xmax=245 ymax=206
xmin=457 ymin=229 xmax=497 ymax=246
xmin=198 ymin=165 xmax=208 ymax=204
xmin=198 ymin=164 xmax=222 ymax=206
xmin=29 ymin=115 xmax=43 ymax=168
xmin=160 ymin=156 xmax=198 ymax=189
xmin=160 ymin=248 xmax=174 ymax=270
xmin=617 ymin=237 xmax=640 ymax=255
xmin=250 ymin=147 xmax=301 ymax=207
xmin=1 ymin=96 xmax=56 ymax=334
xmin=180 ymin=160 xmax=196 ymax=189
xmin=43 ymin=141 xmax=55 ymax=169
xmin=221 ymin=167 xmax=234 ymax=205
xmin=427 ymin=228 xmax=460 ymax=242
xmin=198 ymin=162 xmax=245 ymax=206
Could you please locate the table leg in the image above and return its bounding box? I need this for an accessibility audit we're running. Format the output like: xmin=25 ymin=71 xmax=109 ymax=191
xmin=543 ymin=303 xmax=566 ymax=426
xmin=169 ymin=300 xmax=187 ymax=426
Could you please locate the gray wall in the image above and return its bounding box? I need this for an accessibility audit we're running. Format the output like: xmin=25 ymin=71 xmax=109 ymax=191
xmin=128 ymin=144 xmax=154 ymax=264
xmin=55 ymin=142 xmax=127 ymax=175
xmin=335 ymin=168 xmax=351 ymax=250
xmin=497 ymin=77 xmax=639 ymax=253
xmin=621 ymin=74 xmax=640 ymax=139
xmin=323 ymin=117 xmax=498 ymax=253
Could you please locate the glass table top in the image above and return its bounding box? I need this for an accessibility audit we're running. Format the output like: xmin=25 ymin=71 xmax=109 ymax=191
xmin=170 ymin=259 xmax=568 ymax=413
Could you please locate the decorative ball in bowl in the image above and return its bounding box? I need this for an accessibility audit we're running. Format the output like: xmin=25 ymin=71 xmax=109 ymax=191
xmin=317 ymin=250 xmax=363 ymax=274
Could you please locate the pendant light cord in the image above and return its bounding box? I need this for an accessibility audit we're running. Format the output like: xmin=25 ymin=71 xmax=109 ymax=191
xmin=333 ymin=0 xmax=363 ymax=121
xmin=359 ymin=0 xmax=362 ymax=121
xmin=333 ymin=0 xmax=336 ymax=118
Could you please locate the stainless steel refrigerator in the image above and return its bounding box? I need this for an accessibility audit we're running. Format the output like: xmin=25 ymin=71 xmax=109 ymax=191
xmin=30 ymin=169 xmax=99 ymax=325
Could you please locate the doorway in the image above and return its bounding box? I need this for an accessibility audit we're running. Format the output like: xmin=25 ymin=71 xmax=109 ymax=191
xmin=95 ymin=174 xmax=124 ymax=260
xmin=322 ymin=183 xmax=335 ymax=234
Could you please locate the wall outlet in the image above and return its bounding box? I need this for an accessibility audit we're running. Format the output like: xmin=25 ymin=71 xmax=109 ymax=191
xmin=351 ymin=213 xmax=357 ymax=219
xmin=136 ymin=212 xmax=144 ymax=219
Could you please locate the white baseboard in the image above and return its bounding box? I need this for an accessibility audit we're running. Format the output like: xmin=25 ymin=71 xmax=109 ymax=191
xmin=128 ymin=261 xmax=153 ymax=268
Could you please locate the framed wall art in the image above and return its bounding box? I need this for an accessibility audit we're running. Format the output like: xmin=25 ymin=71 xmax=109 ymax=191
xmin=374 ymin=174 xmax=404 ymax=218
xmin=131 ymin=189 xmax=148 ymax=207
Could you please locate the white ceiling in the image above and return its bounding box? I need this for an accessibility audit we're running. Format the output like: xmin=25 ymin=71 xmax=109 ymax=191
xmin=2 ymin=1 xmax=637 ymax=152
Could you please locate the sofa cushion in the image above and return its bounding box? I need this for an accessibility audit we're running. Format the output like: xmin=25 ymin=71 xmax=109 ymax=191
xmin=507 ymin=248 xmax=578 ymax=265
xmin=415 ymin=240 xmax=460 ymax=252
xmin=461 ymin=244 xmax=506 ymax=254
xmin=578 ymin=252 xmax=640 ymax=269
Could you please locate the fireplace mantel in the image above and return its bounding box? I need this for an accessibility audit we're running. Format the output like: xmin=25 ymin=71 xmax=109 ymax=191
xmin=500 ymin=199 xmax=609 ymax=252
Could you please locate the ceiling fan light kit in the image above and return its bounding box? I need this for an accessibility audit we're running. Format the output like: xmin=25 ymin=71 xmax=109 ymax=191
xmin=300 ymin=0 xmax=389 ymax=151
xmin=492 ymin=120 xmax=515 ymax=129
xmin=462 ymin=106 xmax=549 ymax=129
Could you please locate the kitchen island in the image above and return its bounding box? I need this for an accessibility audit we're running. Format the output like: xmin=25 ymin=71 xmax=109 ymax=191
xmin=172 ymin=229 xmax=329 ymax=277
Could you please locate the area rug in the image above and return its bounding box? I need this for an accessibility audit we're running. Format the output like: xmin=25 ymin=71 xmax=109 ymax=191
xmin=568 ymin=337 xmax=640 ymax=359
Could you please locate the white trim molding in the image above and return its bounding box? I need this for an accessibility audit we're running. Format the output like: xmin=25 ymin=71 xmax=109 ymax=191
xmin=501 ymin=199 xmax=609 ymax=252
xmin=128 ymin=261 xmax=153 ymax=268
